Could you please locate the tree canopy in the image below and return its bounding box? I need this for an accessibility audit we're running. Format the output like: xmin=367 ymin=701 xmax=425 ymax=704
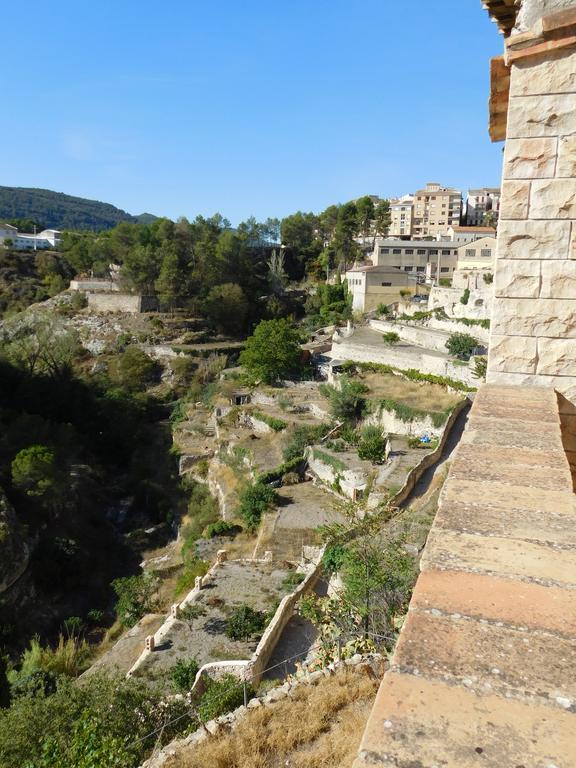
xmin=239 ymin=319 xmax=303 ymax=384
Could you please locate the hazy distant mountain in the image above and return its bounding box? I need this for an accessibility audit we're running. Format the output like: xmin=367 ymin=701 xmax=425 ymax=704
xmin=0 ymin=186 xmax=157 ymax=231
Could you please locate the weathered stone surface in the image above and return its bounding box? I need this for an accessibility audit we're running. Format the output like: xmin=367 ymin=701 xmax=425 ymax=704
xmin=499 ymin=180 xmax=530 ymax=219
xmin=530 ymin=178 xmax=576 ymax=219
xmin=537 ymin=338 xmax=576 ymax=376
xmin=493 ymin=258 xmax=540 ymax=298
xmin=456 ymin=441 xmax=570 ymax=470
xmin=503 ymin=137 xmax=557 ymax=179
xmin=557 ymin=134 xmax=576 ymax=177
xmin=540 ymin=259 xmax=576 ymax=298
xmin=485 ymin=370 xmax=576 ymax=401
xmin=491 ymin=296 xmax=576 ymax=337
xmin=496 ymin=219 xmax=571 ymax=259
xmin=510 ymin=46 xmax=576 ymax=95
xmin=354 ymin=672 xmax=576 ymax=768
xmin=488 ymin=333 xmax=538 ymax=373
xmin=507 ymin=92 xmax=576 ymax=138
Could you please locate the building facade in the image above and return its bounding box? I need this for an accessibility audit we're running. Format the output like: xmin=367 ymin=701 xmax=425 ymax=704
xmin=345 ymin=265 xmax=415 ymax=311
xmin=0 ymin=223 xmax=61 ymax=250
xmin=372 ymin=237 xmax=458 ymax=282
xmin=388 ymin=194 xmax=415 ymax=237
xmin=412 ymin=182 xmax=462 ymax=238
xmin=445 ymin=224 xmax=497 ymax=243
xmin=464 ymin=186 xmax=501 ymax=226
xmin=455 ymin=235 xmax=497 ymax=270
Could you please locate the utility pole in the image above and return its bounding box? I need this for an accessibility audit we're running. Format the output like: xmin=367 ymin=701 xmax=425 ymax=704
xmin=33 ymin=224 xmax=37 ymax=252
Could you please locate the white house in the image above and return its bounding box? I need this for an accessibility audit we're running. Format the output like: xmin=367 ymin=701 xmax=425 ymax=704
xmin=345 ymin=264 xmax=416 ymax=312
xmin=0 ymin=223 xmax=62 ymax=250
xmin=444 ymin=225 xmax=496 ymax=243
xmin=456 ymin=236 xmax=497 ymax=270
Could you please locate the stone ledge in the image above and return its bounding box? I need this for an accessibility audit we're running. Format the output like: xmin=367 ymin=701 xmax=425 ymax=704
xmin=355 ymin=385 xmax=576 ymax=766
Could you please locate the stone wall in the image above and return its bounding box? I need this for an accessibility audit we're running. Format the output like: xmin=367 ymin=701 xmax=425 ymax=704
xmin=487 ymin=11 xmax=576 ymax=401
xmin=87 ymin=292 xmax=145 ymax=313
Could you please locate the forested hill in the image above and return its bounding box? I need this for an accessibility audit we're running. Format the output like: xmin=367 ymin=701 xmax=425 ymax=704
xmin=0 ymin=186 xmax=156 ymax=231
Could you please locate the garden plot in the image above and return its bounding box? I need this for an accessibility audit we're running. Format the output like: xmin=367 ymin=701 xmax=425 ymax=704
xmin=130 ymin=560 xmax=293 ymax=684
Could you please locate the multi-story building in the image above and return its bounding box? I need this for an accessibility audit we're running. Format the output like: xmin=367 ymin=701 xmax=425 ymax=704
xmin=372 ymin=237 xmax=458 ymax=282
xmin=345 ymin=265 xmax=415 ymax=312
xmin=389 ymin=194 xmax=414 ymax=237
xmin=464 ymin=187 xmax=501 ymax=226
xmin=456 ymin=236 xmax=497 ymax=271
xmin=412 ymin=182 xmax=462 ymax=238
xmin=445 ymin=225 xmax=496 ymax=243
xmin=0 ymin=223 xmax=61 ymax=250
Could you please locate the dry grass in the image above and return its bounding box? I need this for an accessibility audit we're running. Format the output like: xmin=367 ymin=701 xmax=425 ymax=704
xmin=167 ymin=665 xmax=379 ymax=768
xmin=360 ymin=371 xmax=461 ymax=412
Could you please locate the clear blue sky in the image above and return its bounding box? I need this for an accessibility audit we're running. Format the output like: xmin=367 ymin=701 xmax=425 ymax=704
xmin=2 ymin=1 xmax=503 ymax=224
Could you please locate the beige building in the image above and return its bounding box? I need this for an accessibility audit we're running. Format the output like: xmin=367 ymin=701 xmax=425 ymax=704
xmin=372 ymin=238 xmax=458 ymax=282
xmin=446 ymin=224 xmax=497 ymax=243
xmin=464 ymin=187 xmax=501 ymax=226
xmin=456 ymin=236 xmax=497 ymax=270
xmin=345 ymin=265 xmax=415 ymax=311
xmin=413 ymin=182 xmax=462 ymax=237
xmin=389 ymin=194 xmax=414 ymax=237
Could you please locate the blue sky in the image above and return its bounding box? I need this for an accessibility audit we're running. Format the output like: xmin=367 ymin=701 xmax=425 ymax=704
xmin=2 ymin=1 xmax=503 ymax=223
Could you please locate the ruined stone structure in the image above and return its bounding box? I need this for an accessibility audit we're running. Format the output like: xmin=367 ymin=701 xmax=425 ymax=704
xmin=354 ymin=2 xmax=576 ymax=765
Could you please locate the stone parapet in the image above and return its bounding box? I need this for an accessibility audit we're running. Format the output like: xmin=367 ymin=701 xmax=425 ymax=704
xmin=353 ymin=384 xmax=576 ymax=767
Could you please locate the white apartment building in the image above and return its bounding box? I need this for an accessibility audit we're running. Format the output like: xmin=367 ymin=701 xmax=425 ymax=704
xmin=412 ymin=182 xmax=462 ymax=238
xmin=389 ymin=194 xmax=414 ymax=237
xmin=0 ymin=223 xmax=61 ymax=250
xmin=445 ymin=225 xmax=496 ymax=243
xmin=464 ymin=187 xmax=500 ymax=226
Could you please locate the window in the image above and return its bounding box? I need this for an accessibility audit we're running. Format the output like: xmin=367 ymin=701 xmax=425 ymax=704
xmin=440 ymin=267 xmax=449 ymax=273
xmin=380 ymin=248 xmax=390 ymax=254
xmin=416 ymin=266 xmax=425 ymax=272
xmin=466 ymin=249 xmax=475 ymax=257
xmin=481 ymin=249 xmax=492 ymax=258
xmin=405 ymin=249 xmax=414 ymax=254
xmin=429 ymin=249 xmax=438 ymax=255
xmin=381 ymin=281 xmax=392 ymax=286
xmin=417 ymin=249 xmax=425 ymax=255
xmin=392 ymin=248 xmax=401 ymax=254
xmin=441 ymin=249 xmax=451 ymax=255
xmin=404 ymin=266 xmax=413 ymax=271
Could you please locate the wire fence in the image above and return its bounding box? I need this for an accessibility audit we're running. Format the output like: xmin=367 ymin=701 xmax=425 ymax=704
xmin=129 ymin=627 xmax=394 ymax=759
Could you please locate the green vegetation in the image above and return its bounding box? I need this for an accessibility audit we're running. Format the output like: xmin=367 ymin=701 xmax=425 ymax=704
xmin=483 ymin=272 xmax=493 ymax=284
xmin=238 ymin=482 xmax=277 ymax=531
xmin=170 ymin=658 xmax=200 ymax=692
xmin=445 ymin=332 xmax=479 ymax=359
xmin=197 ymin=675 xmax=252 ymax=723
xmin=240 ymin=319 xmax=303 ymax=384
xmin=382 ymin=331 xmax=400 ymax=345
xmin=225 ymin=605 xmax=268 ymax=641
xmin=11 ymin=446 xmax=60 ymax=499
xmin=257 ymin=456 xmax=305 ymax=485
xmin=357 ymin=426 xmax=388 ymax=464
xmin=340 ymin=360 xmax=476 ymax=393
xmin=320 ymin=376 xmax=368 ymax=422
xmin=439 ymin=277 xmax=451 ymax=287
xmin=376 ymin=303 xmax=390 ymax=316
xmin=303 ymin=280 xmax=352 ymax=328
xmin=0 ymin=250 xmax=73 ymax=317
xmin=112 ymin=573 xmax=158 ymax=628
xmin=408 ymin=436 xmax=439 ymax=450
xmin=202 ymin=520 xmax=238 ymax=538
xmin=311 ymin=448 xmax=346 ymax=472
xmin=378 ymin=398 xmax=452 ymax=429
xmin=112 ymin=346 xmax=160 ymax=392
xmin=460 ymin=287 xmax=470 ymax=305
xmin=251 ymin=410 xmax=287 ymax=432
xmin=472 ymin=356 xmax=488 ymax=380
xmin=282 ymin=423 xmax=330 ymax=463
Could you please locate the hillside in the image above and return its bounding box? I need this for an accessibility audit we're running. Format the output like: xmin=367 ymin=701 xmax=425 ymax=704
xmin=0 ymin=186 xmax=156 ymax=231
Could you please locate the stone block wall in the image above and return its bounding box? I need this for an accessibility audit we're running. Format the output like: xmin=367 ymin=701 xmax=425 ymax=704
xmin=487 ymin=18 xmax=576 ymax=401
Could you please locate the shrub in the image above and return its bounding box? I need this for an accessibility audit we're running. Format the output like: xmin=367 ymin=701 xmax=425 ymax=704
xmin=376 ymin=303 xmax=390 ymax=316
xmin=483 ymin=272 xmax=493 ymax=284
xmin=197 ymin=675 xmax=250 ymax=723
xmin=257 ymin=456 xmax=304 ymax=485
xmin=178 ymin=603 xmax=206 ymax=622
xmin=226 ymin=605 xmax=268 ymax=641
xmin=282 ymin=572 xmax=305 ymax=590
xmin=170 ymin=659 xmax=199 ymax=692
xmin=320 ymin=376 xmax=368 ymax=422
xmin=399 ymin=289 xmax=411 ymax=298
xmin=439 ymin=277 xmax=451 ymax=287
xmin=357 ymin=426 xmax=388 ymax=464
xmin=472 ymin=356 xmax=488 ymax=380
xmin=282 ymin=424 xmax=330 ymax=462
xmin=202 ymin=520 xmax=238 ymax=538
xmin=175 ymin=556 xmax=209 ymax=596
xmin=321 ymin=543 xmax=347 ymax=574
xmin=251 ymin=410 xmax=287 ymax=432
xmin=17 ymin=634 xmax=91 ymax=679
xmin=459 ymin=288 xmax=470 ymax=305
xmin=445 ymin=332 xmax=479 ymax=359
xmin=11 ymin=445 xmax=59 ymax=499
xmin=69 ymin=291 xmax=88 ymax=311
xmin=311 ymin=448 xmax=346 ymax=472
xmin=114 ymin=347 xmax=159 ymax=392
xmin=382 ymin=331 xmax=400 ymax=345
xmin=112 ymin=573 xmax=158 ymax=627
xmin=238 ymin=483 xmax=277 ymax=531
xmin=281 ymin=471 xmax=300 ymax=485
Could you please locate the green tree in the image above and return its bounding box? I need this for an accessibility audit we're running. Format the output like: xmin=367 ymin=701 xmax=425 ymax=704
xmin=240 ymin=319 xmax=302 ymax=384
xmin=373 ymin=200 xmax=391 ymax=245
xmin=333 ymin=202 xmax=359 ymax=272
xmin=357 ymin=426 xmax=388 ymax=464
xmin=11 ymin=446 xmax=58 ymax=498
xmin=320 ymin=376 xmax=368 ymax=422
xmin=112 ymin=573 xmax=158 ymax=627
xmin=121 ymin=244 xmax=162 ymax=293
xmin=202 ymin=283 xmax=249 ymax=335
xmin=170 ymin=659 xmax=199 ymax=692
xmin=356 ymin=196 xmax=375 ymax=239
xmin=0 ymin=655 xmax=10 ymax=709
xmin=114 ymin=347 xmax=158 ymax=392
xmin=226 ymin=605 xmax=267 ymax=641
xmin=155 ymin=244 xmax=185 ymax=310
xmin=238 ymin=482 xmax=277 ymax=531
xmin=445 ymin=332 xmax=479 ymax=359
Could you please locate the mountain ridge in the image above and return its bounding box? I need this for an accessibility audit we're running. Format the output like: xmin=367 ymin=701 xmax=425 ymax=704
xmin=0 ymin=185 xmax=156 ymax=231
